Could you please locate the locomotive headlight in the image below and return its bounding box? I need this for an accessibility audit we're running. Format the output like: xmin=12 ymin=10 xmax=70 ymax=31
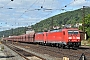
xmin=77 ymin=37 xmax=80 ymax=39
xmin=69 ymin=37 xmax=72 ymax=39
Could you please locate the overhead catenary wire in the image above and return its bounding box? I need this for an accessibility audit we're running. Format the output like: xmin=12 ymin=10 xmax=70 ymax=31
xmin=41 ymin=0 xmax=76 ymax=17
xmin=10 ymin=0 xmax=78 ymax=25
xmin=18 ymin=0 xmax=52 ymax=16
xmin=9 ymin=0 xmax=78 ymax=21
xmin=41 ymin=0 xmax=45 ymax=8
xmin=16 ymin=0 xmax=39 ymax=21
xmin=8 ymin=0 xmax=39 ymax=26
xmin=1 ymin=0 xmax=78 ymax=22
xmin=32 ymin=0 xmax=77 ymax=11
xmin=17 ymin=0 xmax=46 ymax=21
xmin=0 ymin=1 xmax=12 ymax=9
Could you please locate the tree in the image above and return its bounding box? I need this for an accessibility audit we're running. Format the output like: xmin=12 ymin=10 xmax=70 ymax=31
xmin=84 ymin=14 xmax=90 ymax=38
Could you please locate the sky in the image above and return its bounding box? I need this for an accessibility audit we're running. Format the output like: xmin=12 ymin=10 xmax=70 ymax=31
xmin=0 ymin=0 xmax=90 ymax=31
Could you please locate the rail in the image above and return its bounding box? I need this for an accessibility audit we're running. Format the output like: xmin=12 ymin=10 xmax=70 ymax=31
xmin=3 ymin=43 xmax=45 ymax=60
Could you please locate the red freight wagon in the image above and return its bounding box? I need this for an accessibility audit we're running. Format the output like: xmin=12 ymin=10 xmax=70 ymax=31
xmin=14 ymin=36 xmax=18 ymax=42
xmin=19 ymin=35 xmax=22 ymax=42
xmin=17 ymin=33 xmax=35 ymax=43
xmin=17 ymin=36 xmax=20 ymax=41
xmin=28 ymin=33 xmax=35 ymax=42
xmin=25 ymin=34 xmax=28 ymax=42
xmin=26 ymin=34 xmax=32 ymax=42
xmin=22 ymin=35 xmax=25 ymax=42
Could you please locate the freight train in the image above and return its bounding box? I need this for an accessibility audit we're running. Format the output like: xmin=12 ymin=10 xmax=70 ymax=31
xmin=3 ymin=28 xmax=81 ymax=48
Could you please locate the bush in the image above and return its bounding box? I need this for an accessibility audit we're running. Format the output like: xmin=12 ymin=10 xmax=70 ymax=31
xmin=87 ymin=38 xmax=90 ymax=43
xmin=1 ymin=46 xmax=4 ymax=51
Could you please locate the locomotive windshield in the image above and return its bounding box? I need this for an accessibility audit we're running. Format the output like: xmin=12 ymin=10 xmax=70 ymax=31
xmin=68 ymin=30 xmax=78 ymax=34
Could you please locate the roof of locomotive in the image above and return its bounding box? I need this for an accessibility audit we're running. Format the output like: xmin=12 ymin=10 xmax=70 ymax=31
xmin=35 ymin=28 xmax=79 ymax=34
xmin=50 ymin=28 xmax=79 ymax=32
xmin=62 ymin=28 xmax=79 ymax=31
xmin=50 ymin=29 xmax=62 ymax=32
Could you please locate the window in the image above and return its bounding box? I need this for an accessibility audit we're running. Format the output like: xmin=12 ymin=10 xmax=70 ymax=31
xmin=73 ymin=31 xmax=78 ymax=34
xmin=63 ymin=31 xmax=65 ymax=35
xmin=68 ymin=30 xmax=78 ymax=34
xmin=68 ymin=31 xmax=73 ymax=34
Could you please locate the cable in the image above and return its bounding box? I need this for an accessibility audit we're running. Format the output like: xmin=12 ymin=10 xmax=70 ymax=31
xmin=17 ymin=0 xmax=75 ymax=24
xmin=16 ymin=0 xmax=39 ymax=21
xmin=16 ymin=0 xmax=75 ymax=21
xmin=64 ymin=0 xmax=78 ymax=7
xmin=41 ymin=0 xmax=45 ymax=8
xmin=47 ymin=0 xmax=77 ymax=11
xmin=41 ymin=0 xmax=75 ymax=12
xmin=0 ymin=1 xmax=12 ymax=9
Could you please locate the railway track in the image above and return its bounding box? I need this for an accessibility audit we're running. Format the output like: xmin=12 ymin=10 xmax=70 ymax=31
xmin=3 ymin=41 xmax=90 ymax=60
xmin=3 ymin=42 xmax=45 ymax=60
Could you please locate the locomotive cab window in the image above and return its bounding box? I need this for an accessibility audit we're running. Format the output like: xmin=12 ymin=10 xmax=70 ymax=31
xmin=73 ymin=31 xmax=78 ymax=34
xmin=68 ymin=30 xmax=78 ymax=34
xmin=68 ymin=31 xmax=73 ymax=34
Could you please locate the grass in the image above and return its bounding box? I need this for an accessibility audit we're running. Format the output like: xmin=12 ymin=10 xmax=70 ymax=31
xmin=0 ymin=46 xmax=4 ymax=51
xmin=81 ymin=40 xmax=90 ymax=46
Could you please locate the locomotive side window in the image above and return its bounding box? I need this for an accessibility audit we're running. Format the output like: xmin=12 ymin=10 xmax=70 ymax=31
xmin=63 ymin=31 xmax=65 ymax=35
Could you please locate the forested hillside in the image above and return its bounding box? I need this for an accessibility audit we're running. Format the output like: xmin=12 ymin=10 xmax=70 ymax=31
xmin=0 ymin=7 xmax=90 ymax=38
xmin=0 ymin=27 xmax=26 ymax=38
xmin=31 ymin=7 xmax=90 ymax=32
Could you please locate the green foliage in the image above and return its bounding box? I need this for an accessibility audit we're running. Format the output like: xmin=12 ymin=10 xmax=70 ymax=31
xmin=85 ymin=14 xmax=90 ymax=24
xmin=84 ymin=14 xmax=90 ymax=37
xmin=79 ymin=14 xmax=90 ymax=38
xmin=79 ymin=26 xmax=83 ymax=30
xmin=86 ymin=28 xmax=90 ymax=37
xmin=1 ymin=46 xmax=4 ymax=51
xmin=0 ymin=27 xmax=26 ymax=38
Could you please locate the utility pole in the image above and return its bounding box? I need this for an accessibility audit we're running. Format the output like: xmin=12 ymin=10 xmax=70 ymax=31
xmin=11 ymin=28 xmax=13 ymax=36
xmin=82 ymin=6 xmax=85 ymax=32
xmin=51 ymin=17 xmax=53 ymax=30
xmin=11 ymin=25 xmax=13 ymax=36
xmin=82 ymin=6 xmax=88 ymax=40
xmin=25 ymin=27 xmax=26 ymax=34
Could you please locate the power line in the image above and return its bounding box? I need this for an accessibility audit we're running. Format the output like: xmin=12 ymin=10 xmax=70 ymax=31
xmin=41 ymin=0 xmax=45 ymax=8
xmin=16 ymin=0 xmax=39 ymax=20
xmin=0 ymin=1 xmax=12 ymax=9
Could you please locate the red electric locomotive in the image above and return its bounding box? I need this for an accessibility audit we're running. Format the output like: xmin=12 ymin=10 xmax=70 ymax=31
xmin=35 ymin=28 xmax=81 ymax=48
